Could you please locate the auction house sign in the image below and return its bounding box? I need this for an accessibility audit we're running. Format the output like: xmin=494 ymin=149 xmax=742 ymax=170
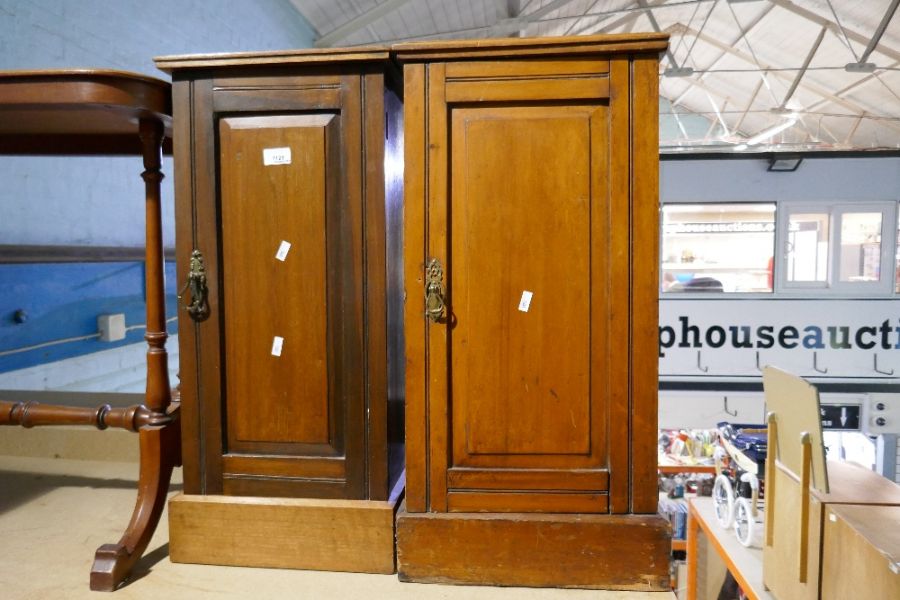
xmin=658 ymin=299 xmax=900 ymax=379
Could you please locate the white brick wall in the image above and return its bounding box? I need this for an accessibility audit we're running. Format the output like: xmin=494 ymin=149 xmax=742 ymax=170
xmin=0 ymin=0 xmax=316 ymax=247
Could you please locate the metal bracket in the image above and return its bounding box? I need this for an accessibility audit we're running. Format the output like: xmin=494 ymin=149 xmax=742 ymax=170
xmin=697 ymin=350 xmax=709 ymax=373
xmin=724 ymin=396 xmax=738 ymax=417
xmin=812 ymin=351 xmax=828 ymax=374
xmin=874 ymin=353 xmax=894 ymax=376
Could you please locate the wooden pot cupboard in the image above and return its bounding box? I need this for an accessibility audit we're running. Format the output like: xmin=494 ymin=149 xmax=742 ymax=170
xmin=154 ymin=48 xmax=404 ymax=574
xmin=395 ymin=33 xmax=671 ymax=590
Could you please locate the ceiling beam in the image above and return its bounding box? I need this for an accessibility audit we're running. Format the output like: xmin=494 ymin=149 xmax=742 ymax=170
xmin=807 ymin=58 xmax=900 ymax=112
xmin=734 ymin=78 xmax=764 ymax=133
xmin=779 ymin=26 xmax=827 ymax=108
xmin=314 ymin=0 xmax=414 ymax=47
xmin=770 ymin=0 xmax=900 ymax=64
xmin=670 ymin=2 xmax=774 ymax=107
xmin=660 ymin=73 xmax=750 ymax=137
xmin=858 ymin=0 xmax=900 ymax=64
xmin=488 ymin=0 xmax=580 ymax=37
xmin=669 ymin=22 xmax=900 ymax=134
xmin=637 ymin=0 xmax=680 ymax=68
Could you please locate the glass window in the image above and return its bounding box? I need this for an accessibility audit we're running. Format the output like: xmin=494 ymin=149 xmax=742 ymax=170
xmin=786 ymin=212 xmax=829 ymax=283
xmin=895 ymin=208 xmax=899 ymax=293
xmin=838 ymin=212 xmax=881 ymax=283
xmin=780 ymin=202 xmax=896 ymax=294
xmin=661 ymin=203 xmax=775 ymax=293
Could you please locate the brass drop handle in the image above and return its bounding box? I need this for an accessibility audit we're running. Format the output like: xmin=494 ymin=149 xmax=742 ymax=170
xmin=177 ymin=249 xmax=210 ymax=322
xmin=424 ymin=258 xmax=445 ymax=322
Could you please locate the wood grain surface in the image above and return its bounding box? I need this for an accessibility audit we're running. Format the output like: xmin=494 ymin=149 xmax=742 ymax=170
xmin=169 ymin=493 xmax=398 ymax=574
xmin=397 ymin=504 xmax=670 ymax=589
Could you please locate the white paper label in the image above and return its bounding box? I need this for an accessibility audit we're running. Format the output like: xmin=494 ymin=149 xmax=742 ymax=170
xmin=518 ymin=291 xmax=534 ymax=312
xmin=263 ymin=147 xmax=292 ymax=166
xmin=275 ymin=240 xmax=291 ymax=261
xmin=271 ymin=336 xmax=284 ymax=357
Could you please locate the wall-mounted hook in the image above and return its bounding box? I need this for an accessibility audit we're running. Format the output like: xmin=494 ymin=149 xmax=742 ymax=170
xmin=874 ymin=353 xmax=894 ymax=376
xmin=723 ymin=395 xmax=738 ymax=417
xmin=812 ymin=351 xmax=828 ymax=374
xmin=697 ymin=350 xmax=709 ymax=373
xmin=755 ymin=351 xmax=763 ymax=373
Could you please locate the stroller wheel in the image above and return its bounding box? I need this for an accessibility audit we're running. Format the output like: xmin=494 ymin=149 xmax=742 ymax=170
xmin=734 ymin=497 xmax=756 ymax=547
xmin=713 ymin=474 xmax=735 ymax=528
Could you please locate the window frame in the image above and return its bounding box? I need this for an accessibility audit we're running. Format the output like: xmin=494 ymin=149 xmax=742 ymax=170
xmin=659 ymin=201 xmax=777 ymax=297
xmin=775 ymin=200 xmax=897 ymax=296
xmin=659 ymin=199 xmax=900 ymax=299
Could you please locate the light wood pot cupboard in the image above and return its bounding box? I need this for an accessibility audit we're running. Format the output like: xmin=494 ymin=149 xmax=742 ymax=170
xmin=154 ymin=47 xmax=404 ymax=574
xmin=394 ymin=33 xmax=671 ymax=590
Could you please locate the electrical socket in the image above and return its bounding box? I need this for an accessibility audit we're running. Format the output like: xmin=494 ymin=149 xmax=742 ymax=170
xmin=98 ymin=313 xmax=126 ymax=342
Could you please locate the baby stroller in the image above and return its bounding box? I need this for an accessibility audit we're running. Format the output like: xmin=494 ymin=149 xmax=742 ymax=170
xmin=712 ymin=421 xmax=767 ymax=547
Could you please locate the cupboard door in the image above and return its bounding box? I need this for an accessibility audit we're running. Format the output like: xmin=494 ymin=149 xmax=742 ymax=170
xmin=212 ymin=92 xmax=365 ymax=499
xmin=424 ymin=62 xmax=623 ymax=513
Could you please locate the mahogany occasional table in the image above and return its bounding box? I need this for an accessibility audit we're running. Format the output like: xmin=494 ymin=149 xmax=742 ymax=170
xmin=0 ymin=69 xmax=179 ymax=592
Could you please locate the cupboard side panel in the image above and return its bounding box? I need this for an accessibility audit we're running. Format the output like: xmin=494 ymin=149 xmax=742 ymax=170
xmin=425 ymin=62 xmax=450 ymax=513
xmin=172 ymin=77 xmax=201 ymax=493
xmin=363 ymin=71 xmax=389 ymax=500
xmin=402 ymin=63 xmax=428 ymax=512
xmin=193 ymin=77 xmax=225 ymax=495
xmin=631 ymin=54 xmax=662 ymax=514
xmin=608 ymin=59 xmax=632 ymax=514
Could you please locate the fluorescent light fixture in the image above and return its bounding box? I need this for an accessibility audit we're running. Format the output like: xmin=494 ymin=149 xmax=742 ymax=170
xmin=768 ymin=157 xmax=803 ymax=172
xmin=664 ymin=66 xmax=694 ymax=77
xmin=845 ymin=62 xmax=877 ymax=73
xmin=745 ymin=116 xmax=798 ymax=145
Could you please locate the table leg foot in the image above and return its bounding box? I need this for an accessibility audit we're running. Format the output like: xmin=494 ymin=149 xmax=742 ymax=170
xmin=89 ymin=417 xmax=180 ymax=591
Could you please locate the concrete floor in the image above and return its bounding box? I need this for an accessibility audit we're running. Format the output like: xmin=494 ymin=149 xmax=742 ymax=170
xmin=0 ymin=428 xmax=674 ymax=600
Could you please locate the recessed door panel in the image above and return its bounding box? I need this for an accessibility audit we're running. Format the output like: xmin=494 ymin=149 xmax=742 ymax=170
xmin=451 ymin=108 xmax=592 ymax=458
xmin=220 ymin=115 xmax=333 ymax=450
xmin=437 ymin=99 xmax=614 ymax=512
xmin=218 ymin=112 xmax=355 ymax=496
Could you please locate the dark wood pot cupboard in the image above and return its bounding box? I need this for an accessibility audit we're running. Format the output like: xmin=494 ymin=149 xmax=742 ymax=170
xmin=154 ymin=47 xmax=404 ymax=574
xmin=395 ymin=33 xmax=671 ymax=590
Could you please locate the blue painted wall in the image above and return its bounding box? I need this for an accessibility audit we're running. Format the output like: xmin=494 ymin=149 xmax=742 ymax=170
xmin=0 ymin=1 xmax=316 ymax=374
xmin=0 ymin=262 xmax=178 ymax=373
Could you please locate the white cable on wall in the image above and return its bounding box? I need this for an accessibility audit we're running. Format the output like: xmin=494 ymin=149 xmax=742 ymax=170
xmin=0 ymin=316 xmax=178 ymax=358
xmin=0 ymin=333 xmax=102 ymax=357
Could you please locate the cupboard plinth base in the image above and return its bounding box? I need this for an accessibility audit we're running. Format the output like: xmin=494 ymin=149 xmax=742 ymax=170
xmin=396 ymin=504 xmax=671 ymax=590
xmin=168 ymin=493 xmax=400 ymax=574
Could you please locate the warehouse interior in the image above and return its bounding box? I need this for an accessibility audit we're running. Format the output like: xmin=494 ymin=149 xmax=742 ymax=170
xmin=1 ymin=1 xmax=898 ymax=599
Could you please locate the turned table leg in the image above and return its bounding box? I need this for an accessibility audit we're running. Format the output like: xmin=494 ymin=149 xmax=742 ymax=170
xmin=90 ymin=118 xmax=181 ymax=592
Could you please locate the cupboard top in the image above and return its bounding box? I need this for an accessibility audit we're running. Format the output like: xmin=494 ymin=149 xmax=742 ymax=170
xmin=154 ymin=46 xmax=391 ymax=73
xmin=392 ymin=33 xmax=669 ymax=62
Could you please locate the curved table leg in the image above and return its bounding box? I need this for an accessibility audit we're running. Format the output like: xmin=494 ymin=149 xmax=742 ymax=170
xmin=89 ymin=116 xmax=178 ymax=592
xmin=90 ymin=412 xmax=181 ymax=591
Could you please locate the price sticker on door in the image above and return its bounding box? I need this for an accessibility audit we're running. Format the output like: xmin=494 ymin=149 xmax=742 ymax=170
xmin=263 ymin=147 xmax=292 ymax=166
xmin=275 ymin=240 xmax=291 ymax=261
xmin=518 ymin=291 xmax=534 ymax=312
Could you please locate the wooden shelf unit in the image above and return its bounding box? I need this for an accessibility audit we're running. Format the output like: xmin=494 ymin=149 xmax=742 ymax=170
xmin=687 ymin=497 xmax=774 ymax=600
